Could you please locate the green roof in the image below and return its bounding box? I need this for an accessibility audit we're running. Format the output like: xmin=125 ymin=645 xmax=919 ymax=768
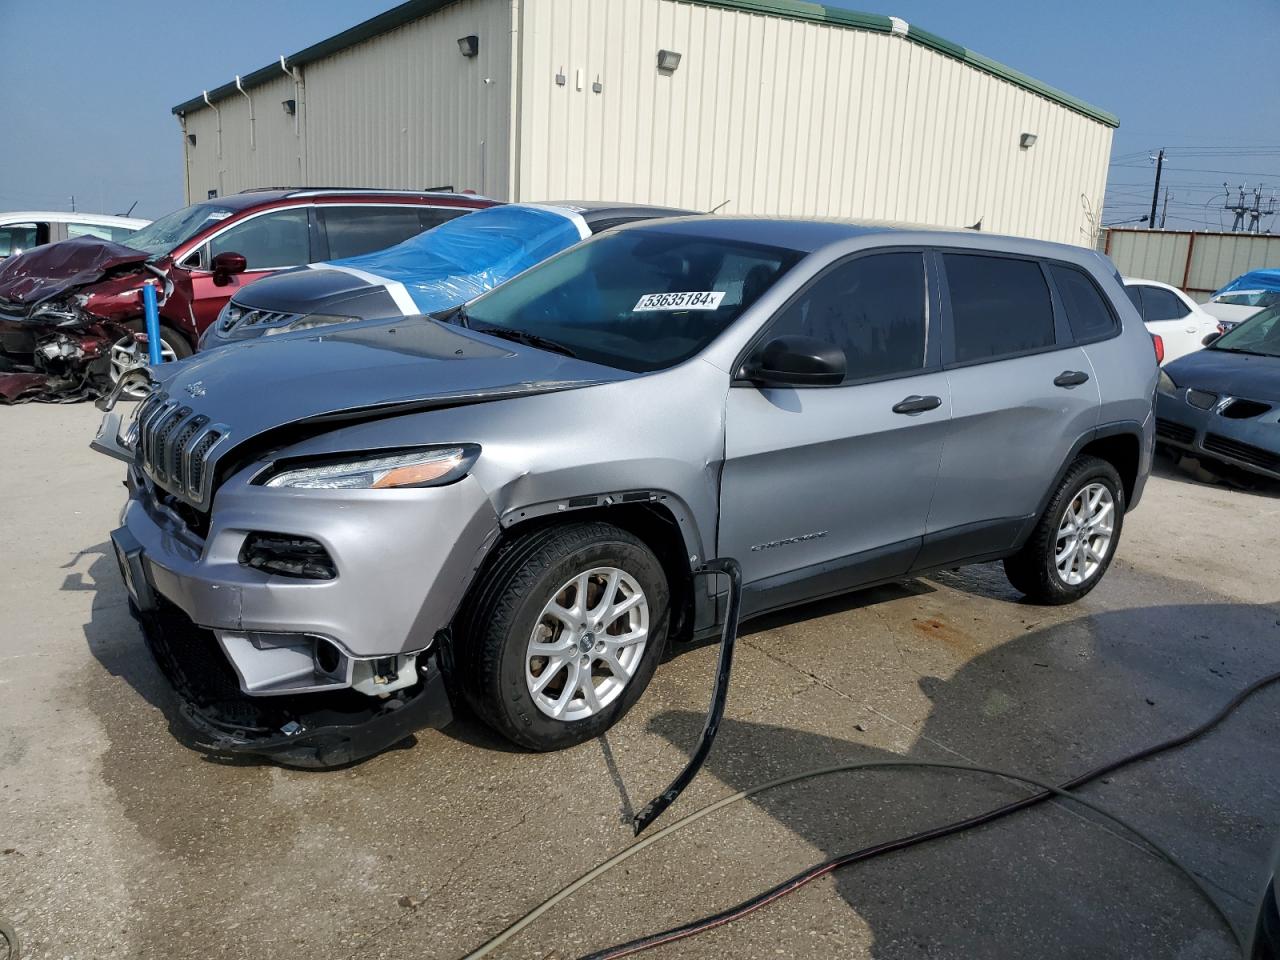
xmin=173 ymin=0 xmax=1119 ymax=128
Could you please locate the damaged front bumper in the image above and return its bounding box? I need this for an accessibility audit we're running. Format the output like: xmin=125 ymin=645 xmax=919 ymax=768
xmin=0 ymin=312 xmax=123 ymax=403
xmin=113 ymin=521 xmax=455 ymax=767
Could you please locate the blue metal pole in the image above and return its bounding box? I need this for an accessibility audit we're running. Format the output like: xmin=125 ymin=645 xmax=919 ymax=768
xmin=141 ymin=281 xmax=163 ymax=365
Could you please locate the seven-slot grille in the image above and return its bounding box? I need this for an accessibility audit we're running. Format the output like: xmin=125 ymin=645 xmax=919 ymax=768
xmin=221 ymin=307 xmax=301 ymax=333
xmin=135 ymin=392 xmax=230 ymax=507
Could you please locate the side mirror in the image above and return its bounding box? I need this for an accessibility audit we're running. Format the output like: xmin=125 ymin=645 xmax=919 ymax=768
xmin=742 ymin=335 xmax=846 ymax=387
xmin=1202 ymin=332 xmax=1221 ymax=347
xmin=211 ymin=251 xmax=247 ymax=286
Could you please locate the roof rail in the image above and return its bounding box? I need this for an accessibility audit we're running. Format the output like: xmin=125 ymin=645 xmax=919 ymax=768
xmin=235 ymin=186 xmax=476 ymax=197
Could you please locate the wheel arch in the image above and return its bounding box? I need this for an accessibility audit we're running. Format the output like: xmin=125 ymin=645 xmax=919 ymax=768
xmin=1033 ymin=421 xmax=1144 ymax=527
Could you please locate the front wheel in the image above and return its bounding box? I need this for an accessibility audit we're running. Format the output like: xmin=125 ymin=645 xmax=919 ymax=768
xmin=452 ymin=522 xmax=670 ymax=750
xmin=1004 ymin=456 xmax=1125 ymax=605
xmin=109 ymin=321 xmax=191 ymax=398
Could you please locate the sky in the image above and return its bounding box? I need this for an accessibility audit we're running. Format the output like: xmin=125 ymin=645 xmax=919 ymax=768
xmin=1 ymin=0 xmax=1277 ymax=230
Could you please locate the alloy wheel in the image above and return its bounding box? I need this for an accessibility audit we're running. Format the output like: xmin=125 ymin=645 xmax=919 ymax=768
xmin=1054 ymin=482 xmax=1115 ymax=586
xmin=525 ymin=566 xmax=650 ymax=722
xmin=109 ymin=335 xmax=177 ymax=398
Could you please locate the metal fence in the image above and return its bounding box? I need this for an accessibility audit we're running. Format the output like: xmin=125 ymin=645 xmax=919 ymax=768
xmin=1101 ymin=228 xmax=1280 ymax=300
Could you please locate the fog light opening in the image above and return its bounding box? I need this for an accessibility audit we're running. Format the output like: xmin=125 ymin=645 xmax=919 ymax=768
xmin=313 ymin=637 xmax=346 ymax=678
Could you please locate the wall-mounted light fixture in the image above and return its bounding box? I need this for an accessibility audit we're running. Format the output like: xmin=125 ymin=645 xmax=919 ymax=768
xmin=657 ymin=49 xmax=682 ymax=72
xmin=281 ymin=98 xmax=297 ymax=116
xmin=186 ymin=133 xmax=197 ymax=147
xmin=458 ymin=35 xmax=479 ymax=58
xmin=592 ymin=75 xmax=603 ymax=94
xmin=1019 ymin=132 xmax=1038 ymax=149
xmin=555 ymin=66 xmax=566 ymax=86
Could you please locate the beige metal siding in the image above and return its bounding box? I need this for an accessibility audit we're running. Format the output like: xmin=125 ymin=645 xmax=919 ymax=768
xmin=1104 ymin=228 xmax=1280 ymax=299
xmin=514 ymin=0 xmax=1112 ymax=244
xmin=182 ymin=73 xmax=302 ymax=200
xmin=180 ymin=0 xmax=511 ymax=203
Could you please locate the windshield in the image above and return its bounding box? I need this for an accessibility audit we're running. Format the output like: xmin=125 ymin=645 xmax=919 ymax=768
xmin=460 ymin=229 xmax=803 ymax=373
xmin=1212 ymin=290 xmax=1280 ymax=308
xmin=120 ymin=203 xmax=236 ymax=257
xmin=1211 ymin=305 xmax=1280 ymax=357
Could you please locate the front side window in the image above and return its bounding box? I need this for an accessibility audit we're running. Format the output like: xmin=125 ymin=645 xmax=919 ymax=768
xmin=122 ymin=203 xmax=235 ymax=257
xmin=1050 ymin=265 xmax=1117 ymax=342
xmin=0 ymin=223 xmax=40 ymax=258
xmin=944 ymin=254 xmax=1056 ymax=363
xmin=321 ymin=205 xmax=458 ymax=260
xmin=766 ymin=252 xmax=928 ymax=383
xmin=1138 ymin=286 xmax=1190 ymax=322
xmin=209 ymin=208 xmax=310 ymax=270
xmin=461 ymin=230 xmax=803 ymax=373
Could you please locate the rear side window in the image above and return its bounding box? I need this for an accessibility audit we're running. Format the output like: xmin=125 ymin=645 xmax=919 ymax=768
xmin=943 ymin=254 xmax=1055 ymax=363
xmin=322 ymin=205 xmax=435 ymax=260
xmin=1136 ymin=285 xmax=1190 ymax=322
xmin=767 ymin=252 xmax=928 ymax=382
xmin=1050 ymin=265 xmax=1118 ymax=341
xmin=1125 ymin=285 xmax=1145 ymax=314
xmin=0 ymin=222 xmax=41 ymax=257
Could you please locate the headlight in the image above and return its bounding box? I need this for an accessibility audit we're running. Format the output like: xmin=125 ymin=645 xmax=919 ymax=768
xmin=1157 ymin=369 xmax=1178 ymax=396
xmin=217 ymin=302 xmax=244 ymax=331
xmin=263 ymin=314 xmax=357 ymax=336
xmin=29 ymin=299 xmax=82 ymax=324
xmin=263 ymin=446 xmax=479 ymax=490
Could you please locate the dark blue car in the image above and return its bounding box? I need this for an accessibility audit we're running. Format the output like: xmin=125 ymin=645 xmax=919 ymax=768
xmin=1155 ymin=304 xmax=1280 ymax=480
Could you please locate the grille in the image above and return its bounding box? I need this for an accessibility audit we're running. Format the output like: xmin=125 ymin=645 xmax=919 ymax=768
xmin=1202 ymin=434 xmax=1280 ymax=474
xmin=1219 ymin=398 xmax=1273 ymax=420
xmin=1155 ymin=418 xmax=1195 ymax=444
xmin=224 ymin=308 xmax=301 ymax=333
xmin=136 ymin=392 xmax=230 ymax=507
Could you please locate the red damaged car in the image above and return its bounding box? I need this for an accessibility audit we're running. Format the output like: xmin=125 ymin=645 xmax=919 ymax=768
xmin=0 ymin=188 xmax=494 ymax=402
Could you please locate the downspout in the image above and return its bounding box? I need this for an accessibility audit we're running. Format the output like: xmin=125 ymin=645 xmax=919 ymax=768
xmin=235 ymin=75 xmax=256 ymax=150
xmin=508 ymin=0 xmax=523 ymax=201
xmin=280 ymin=56 xmax=306 ymax=185
xmin=176 ymin=113 xmax=192 ymax=205
xmin=203 ymin=90 xmax=224 ymax=198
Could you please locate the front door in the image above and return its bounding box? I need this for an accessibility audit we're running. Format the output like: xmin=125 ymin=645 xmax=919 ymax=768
xmin=718 ymin=250 xmax=950 ymax=613
xmin=186 ymin=207 xmax=314 ymax=335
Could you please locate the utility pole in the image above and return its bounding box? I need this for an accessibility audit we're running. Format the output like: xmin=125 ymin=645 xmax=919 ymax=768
xmin=1148 ymin=148 xmax=1164 ymax=230
xmin=1160 ymin=187 xmax=1170 ymax=229
xmin=69 ymin=194 xmax=76 ymax=213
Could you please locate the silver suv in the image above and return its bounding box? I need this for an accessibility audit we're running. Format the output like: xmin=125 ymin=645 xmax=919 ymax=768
xmin=94 ymin=218 xmax=1156 ymax=766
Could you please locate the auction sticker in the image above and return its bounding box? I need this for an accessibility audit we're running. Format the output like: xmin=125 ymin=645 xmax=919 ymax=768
xmin=633 ymin=291 xmax=726 ymax=312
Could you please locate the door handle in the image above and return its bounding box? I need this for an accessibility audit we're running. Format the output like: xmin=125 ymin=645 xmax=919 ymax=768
xmin=892 ymin=394 xmax=943 ymax=415
xmin=1053 ymin=370 xmax=1090 ymax=388
xmin=1184 ymin=326 xmax=1197 ymax=334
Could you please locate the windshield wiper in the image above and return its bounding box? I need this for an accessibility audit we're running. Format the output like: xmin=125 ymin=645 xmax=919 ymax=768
xmin=1213 ymin=346 xmax=1269 ymax=357
xmin=474 ymin=325 xmax=579 ymax=358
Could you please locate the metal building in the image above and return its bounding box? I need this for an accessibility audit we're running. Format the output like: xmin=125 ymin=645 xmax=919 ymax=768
xmin=173 ymin=0 xmax=1118 ymax=245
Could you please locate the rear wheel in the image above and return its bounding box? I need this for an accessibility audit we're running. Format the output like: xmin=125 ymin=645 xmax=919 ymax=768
xmin=109 ymin=320 xmax=191 ymax=398
xmin=1004 ymin=456 xmax=1125 ymax=605
xmin=452 ymin=522 xmax=670 ymax=750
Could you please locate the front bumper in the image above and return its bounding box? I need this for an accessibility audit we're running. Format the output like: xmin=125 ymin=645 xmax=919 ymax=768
xmin=1154 ymin=390 xmax=1280 ymax=480
xmin=130 ymin=591 xmax=453 ymax=767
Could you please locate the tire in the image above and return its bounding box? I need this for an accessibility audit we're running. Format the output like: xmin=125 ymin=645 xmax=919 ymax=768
xmin=451 ymin=522 xmax=670 ymax=751
xmin=1003 ymin=455 xmax=1125 ymax=605
xmin=110 ymin=320 xmax=192 ymax=398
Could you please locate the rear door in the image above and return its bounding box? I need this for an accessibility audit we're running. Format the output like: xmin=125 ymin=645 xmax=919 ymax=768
xmin=920 ymin=251 xmax=1101 ymax=568
xmin=718 ymin=250 xmax=951 ymax=610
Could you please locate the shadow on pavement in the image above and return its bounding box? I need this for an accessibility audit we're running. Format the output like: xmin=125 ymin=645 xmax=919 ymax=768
xmin=1154 ymin=446 xmax=1280 ymax=499
xmin=646 ymin=597 xmax=1280 ymax=959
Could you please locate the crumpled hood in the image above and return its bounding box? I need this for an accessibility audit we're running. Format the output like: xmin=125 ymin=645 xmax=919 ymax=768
xmin=148 ymin=316 xmax=629 ymax=442
xmin=0 ymin=237 xmax=149 ymax=308
xmin=1167 ymin=348 xmax=1280 ymax=400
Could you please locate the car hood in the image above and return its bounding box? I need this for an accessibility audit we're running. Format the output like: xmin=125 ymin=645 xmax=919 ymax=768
xmin=230 ymin=266 xmax=376 ymax=313
xmin=0 ymin=237 xmax=150 ymax=309
xmin=1167 ymin=348 xmax=1280 ymax=400
xmin=149 ymin=316 xmax=630 ymax=442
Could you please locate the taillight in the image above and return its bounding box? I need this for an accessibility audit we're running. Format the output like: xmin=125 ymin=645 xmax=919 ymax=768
xmin=1151 ymin=333 xmax=1165 ymax=364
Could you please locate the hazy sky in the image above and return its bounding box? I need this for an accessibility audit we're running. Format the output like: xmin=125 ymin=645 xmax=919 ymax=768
xmin=2 ymin=0 xmax=1277 ymax=230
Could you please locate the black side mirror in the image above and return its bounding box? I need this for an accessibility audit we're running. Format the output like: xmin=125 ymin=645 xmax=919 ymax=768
xmin=743 ymin=335 xmax=846 ymax=387
xmin=1202 ymin=332 xmax=1221 ymax=347
xmin=211 ymin=251 xmax=247 ymax=287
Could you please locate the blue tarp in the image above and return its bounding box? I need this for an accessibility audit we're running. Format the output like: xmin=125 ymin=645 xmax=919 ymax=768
xmin=326 ymin=204 xmax=588 ymax=313
xmin=1214 ymin=268 xmax=1280 ymax=297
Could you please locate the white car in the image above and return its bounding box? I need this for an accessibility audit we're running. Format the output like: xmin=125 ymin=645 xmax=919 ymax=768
xmin=1201 ymin=289 xmax=1280 ymax=331
xmin=1123 ymin=277 xmax=1219 ymax=364
xmin=0 ymin=211 xmax=150 ymax=260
